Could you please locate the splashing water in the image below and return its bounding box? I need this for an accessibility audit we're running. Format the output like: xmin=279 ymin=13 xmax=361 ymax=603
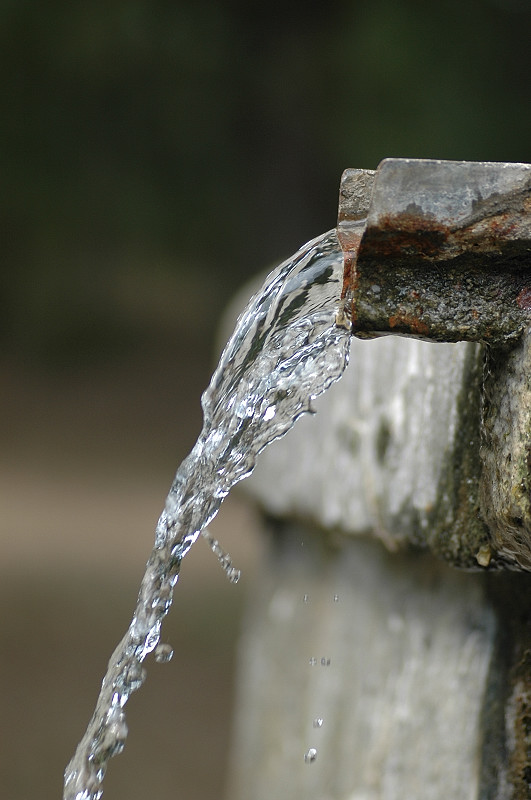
xmin=63 ymin=229 xmax=351 ymax=800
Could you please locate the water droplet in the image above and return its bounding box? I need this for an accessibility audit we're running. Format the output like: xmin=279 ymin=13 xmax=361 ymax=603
xmin=320 ymin=657 xmax=330 ymax=666
xmin=333 ymin=593 xmax=340 ymax=602
xmin=201 ymin=529 xmax=241 ymax=584
xmin=313 ymin=718 xmax=324 ymax=728
xmin=93 ymin=707 xmax=129 ymax=762
xmin=303 ymin=594 xmax=310 ymax=603
xmin=227 ymin=567 xmax=241 ymax=584
xmin=304 ymin=748 xmax=317 ymax=763
xmin=309 ymin=657 xmax=317 ymax=666
xmin=154 ymin=643 xmax=174 ymax=663
xmin=76 ymin=768 xmax=103 ymax=799
xmin=263 ymin=404 xmax=276 ymax=421
xmin=124 ymin=660 xmax=146 ymax=692
xmin=153 ymin=583 xmax=173 ymax=614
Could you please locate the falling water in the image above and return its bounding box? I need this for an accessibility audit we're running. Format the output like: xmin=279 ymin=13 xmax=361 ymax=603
xmin=63 ymin=228 xmax=351 ymax=800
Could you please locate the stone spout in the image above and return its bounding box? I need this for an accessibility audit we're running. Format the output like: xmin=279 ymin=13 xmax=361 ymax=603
xmin=338 ymin=158 xmax=531 ymax=346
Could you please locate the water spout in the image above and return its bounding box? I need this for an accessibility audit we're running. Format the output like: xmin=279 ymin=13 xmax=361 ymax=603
xmin=64 ymin=229 xmax=351 ymax=800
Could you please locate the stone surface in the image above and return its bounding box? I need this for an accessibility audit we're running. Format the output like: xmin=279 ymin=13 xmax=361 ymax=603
xmin=246 ymin=334 xmax=489 ymax=569
xmin=481 ymin=329 xmax=531 ymax=570
xmin=224 ymin=278 xmax=531 ymax=800
xmin=242 ymin=324 xmax=531 ymax=572
xmin=228 ymin=525 xmax=498 ymax=800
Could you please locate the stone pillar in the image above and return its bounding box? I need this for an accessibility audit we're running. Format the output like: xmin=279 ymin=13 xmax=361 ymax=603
xmin=227 ymin=333 xmax=531 ymax=800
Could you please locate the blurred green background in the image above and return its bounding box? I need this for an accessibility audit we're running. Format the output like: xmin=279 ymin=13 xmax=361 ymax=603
xmin=0 ymin=1 xmax=530 ymax=798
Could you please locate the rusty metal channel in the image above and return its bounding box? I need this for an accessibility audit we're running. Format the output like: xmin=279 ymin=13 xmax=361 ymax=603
xmin=338 ymin=158 xmax=531 ymax=346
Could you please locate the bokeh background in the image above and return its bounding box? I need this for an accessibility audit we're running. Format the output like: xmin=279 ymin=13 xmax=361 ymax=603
xmin=1 ymin=1 xmax=530 ymax=798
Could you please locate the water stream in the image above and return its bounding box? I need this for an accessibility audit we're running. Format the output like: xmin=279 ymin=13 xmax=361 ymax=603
xmin=63 ymin=228 xmax=352 ymax=800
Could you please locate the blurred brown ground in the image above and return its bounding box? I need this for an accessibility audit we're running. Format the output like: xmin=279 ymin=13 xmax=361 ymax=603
xmin=0 ymin=342 xmax=264 ymax=800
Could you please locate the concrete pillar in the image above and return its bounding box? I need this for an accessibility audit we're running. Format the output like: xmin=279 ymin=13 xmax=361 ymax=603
xmin=227 ymin=333 xmax=531 ymax=800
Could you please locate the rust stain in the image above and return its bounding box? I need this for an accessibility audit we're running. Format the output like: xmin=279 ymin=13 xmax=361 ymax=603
xmin=362 ymin=212 xmax=447 ymax=259
xmin=340 ymin=250 xmax=354 ymax=301
xmin=517 ymin=287 xmax=531 ymax=311
xmin=388 ymin=310 xmax=430 ymax=337
xmin=337 ymin=226 xmax=364 ymax=326
xmin=363 ymin=204 xmax=530 ymax=262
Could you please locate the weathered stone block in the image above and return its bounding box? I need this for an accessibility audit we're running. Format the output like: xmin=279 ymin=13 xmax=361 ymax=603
xmin=246 ymin=335 xmax=488 ymax=569
xmin=228 ymin=526 xmax=499 ymax=800
xmin=481 ymin=329 xmax=531 ymax=570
